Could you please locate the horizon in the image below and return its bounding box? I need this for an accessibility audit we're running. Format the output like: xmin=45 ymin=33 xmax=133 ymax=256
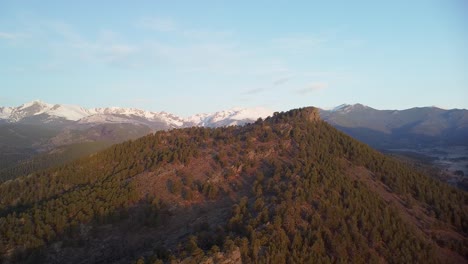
xmin=1 ymin=99 xmax=465 ymax=118
xmin=1 ymin=1 xmax=467 ymax=116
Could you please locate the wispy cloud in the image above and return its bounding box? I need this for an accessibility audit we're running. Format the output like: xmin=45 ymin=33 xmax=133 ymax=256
xmin=243 ymin=88 xmax=265 ymax=95
xmin=8 ymin=16 xmax=336 ymax=84
xmin=273 ymin=75 xmax=293 ymax=86
xmin=0 ymin=31 xmax=25 ymax=40
xmin=296 ymin=82 xmax=328 ymax=94
xmin=137 ymin=17 xmax=176 ymax=32
xmin=182 ymin=29 xmax=232 ymax=39
xmin=101 ymin=44 xmax=138 ymax=63
xmin=148 ymin=41 xmax=251 ymax=74
xmin=38 ymin=22 xmax=140 ymax=67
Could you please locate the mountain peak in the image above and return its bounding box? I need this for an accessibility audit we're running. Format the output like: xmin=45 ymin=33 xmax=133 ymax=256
xmin=331 ymin=104 xmax=351 ymax=112
xmin=20 ymin=99 xmax=50 ymax=108
xmin=330 ymin=103 xmax=371 ymax=113
xmin=187 ymin=107 xmax=273 ymax=127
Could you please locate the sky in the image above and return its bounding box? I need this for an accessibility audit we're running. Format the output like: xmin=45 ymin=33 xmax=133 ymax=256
xmin=1 ymin=1 xmax=467 ymax=116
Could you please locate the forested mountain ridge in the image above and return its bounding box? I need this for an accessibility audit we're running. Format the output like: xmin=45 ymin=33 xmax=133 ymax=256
xmin=0 ymin=107 xmax=466 ymax=263
xmin=0 ymin=101 xmax=272 ymax=182
xmin=2 ymin=101 xmax=467 ymax=187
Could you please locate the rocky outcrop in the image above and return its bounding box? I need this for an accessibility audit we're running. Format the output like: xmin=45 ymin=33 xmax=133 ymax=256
xmin=301 ymin=107 xmax=320 ymax=122
xmin=178 ymin=247 xmax=242 ymax=264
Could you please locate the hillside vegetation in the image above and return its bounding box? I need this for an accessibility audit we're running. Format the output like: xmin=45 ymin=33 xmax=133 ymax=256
xmin=0 ymin=123 xmax=152 ymax=182
xmin=0 ymin=107 xmax=466 ymax=263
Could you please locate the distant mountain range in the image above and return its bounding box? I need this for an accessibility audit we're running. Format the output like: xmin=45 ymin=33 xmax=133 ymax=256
xmin=0 ymin=100 xmax=272 ymax=128
xmin=0 ymin=101 xmax=274 ymax=180
xmin=320 ymin=103 xmax=468 ymax=149
xmin=1 ymin=101 xmax=467 ymax=150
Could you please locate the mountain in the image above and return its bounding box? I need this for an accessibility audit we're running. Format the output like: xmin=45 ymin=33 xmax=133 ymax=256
xmin=186 ymin=107 xmax=273 ymax=127
xmin=320 ymin=104 xmax=468 ymax=148
xmin=0 ymin=101 xmax=272 ymax=182
xmin=0 ymin=100 xmax=186 ymax=128
xmin=0 ymin=100 xmax=271 ymax=128
xmin=320 ymin=104 xmax=468 ymax=188
xmin=0 ymin=107 xmax=466 ymax=264
xmin=1 ymin=101 xmax=467 ymax=187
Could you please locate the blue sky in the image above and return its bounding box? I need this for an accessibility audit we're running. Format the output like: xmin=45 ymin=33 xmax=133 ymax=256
xmin=1 ymin=1 xmax=467 ymax=116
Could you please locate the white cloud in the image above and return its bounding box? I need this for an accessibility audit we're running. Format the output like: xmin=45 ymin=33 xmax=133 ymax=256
xmin=296 ymin=82 xmax=328 ymax=94
xmin=137 ymin=17 xmax=176 ymax=32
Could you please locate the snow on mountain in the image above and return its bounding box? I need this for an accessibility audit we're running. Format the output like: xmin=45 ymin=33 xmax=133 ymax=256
xmin=77 ymin=114 xmax=137 ymax=124
xmin=188 ymin=107 xmax=273 ymax=127
xmin=46 ymin=104 xmax=91 ymax=121
xmin=330 ymin=104 xmax=351 ymax=112
xmin=8 ymin=100 xmax=53 ymax=121
xmin=0 ymin=101 xmax=274 ymax=129
xmin=185 ymin=113 xmax=211 ymax=126
xmin=157 ymin=111 xmax=185 ymax=127
xmin=89 ymin=107 xmax=151 ymax=117
xmin=1 ymin=100 xmax=90 ymax=122
xmin=0 ymin=107 xmax=13 ymax=119
xmin=328 ymin=103 xmax=370 ymax=113
xmin=80 ymin=107 xmax=186 ymax=128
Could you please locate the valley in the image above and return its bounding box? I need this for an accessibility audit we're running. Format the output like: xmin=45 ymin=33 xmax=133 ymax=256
xmin=387 ymin=146 xmax=468 ymax=190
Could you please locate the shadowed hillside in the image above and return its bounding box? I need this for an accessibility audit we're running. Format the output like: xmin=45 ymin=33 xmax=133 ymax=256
xmin=0 ymin=107 xmax=466 ymax=264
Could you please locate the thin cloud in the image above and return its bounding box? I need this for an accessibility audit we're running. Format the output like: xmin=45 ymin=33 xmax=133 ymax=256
xmin=45 ymin=22 xmax=139 ymax=65
xmin=102 ymin=44 xmax=138 ymax=63
xmin=150 ymin=41 xmax=249 ymax=74
xmin=0 ymin=31 xmax=25 ymax=40
xmin=182 ymin=29 xmax=233 ymax=40
xmin=296 ymin=82 xmax=328 ymax=94
xmin=137 ymin=17 xmax=176 ymax=32
xmin=11 ymin=17 xmax=298 ymax=77
xmin=273 ymin=76 xmax=293 ymax=86
xmin=243 ymin=88 xmax=265 ymax=95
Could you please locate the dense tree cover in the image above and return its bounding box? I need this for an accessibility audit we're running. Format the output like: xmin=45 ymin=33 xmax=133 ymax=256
xmin=0 ymin=107 xmax=466 ymax=263
xmin=0 ymin=141 xmax=113 ymax=182
xmin=0 ymin=146 xmax=36 ymax=178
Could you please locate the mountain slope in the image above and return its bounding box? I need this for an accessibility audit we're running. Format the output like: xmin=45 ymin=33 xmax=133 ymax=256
xmin=0 ymin=101 xmax=273 ymax=183
xmin=320 ymin=104 xmax=468 ymax=148
xmin=0 ymin=107 xmax=466 ymax=263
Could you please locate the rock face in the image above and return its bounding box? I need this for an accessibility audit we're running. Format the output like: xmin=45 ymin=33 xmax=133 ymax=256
xmin=271 ymin=107 xmax=320 ymax=123
xmin=302 ymin=107 xmax=320 ymax=122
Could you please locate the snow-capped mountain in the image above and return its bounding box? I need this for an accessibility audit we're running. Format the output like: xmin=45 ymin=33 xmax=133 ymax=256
xmin=4 ymin=100 xmax=90 ymax=123
xmin=330 ymin=104 xmax=351 ymax=112
xmin=187 ymin=107 xmax=273 ymax=127
xmin=0 ymin=106 xmax=13 ymax=119
xmin=329 ymin=103 xmax=371 ymax=113
xmin=0 ymin=100 xmax=273 ymax=128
